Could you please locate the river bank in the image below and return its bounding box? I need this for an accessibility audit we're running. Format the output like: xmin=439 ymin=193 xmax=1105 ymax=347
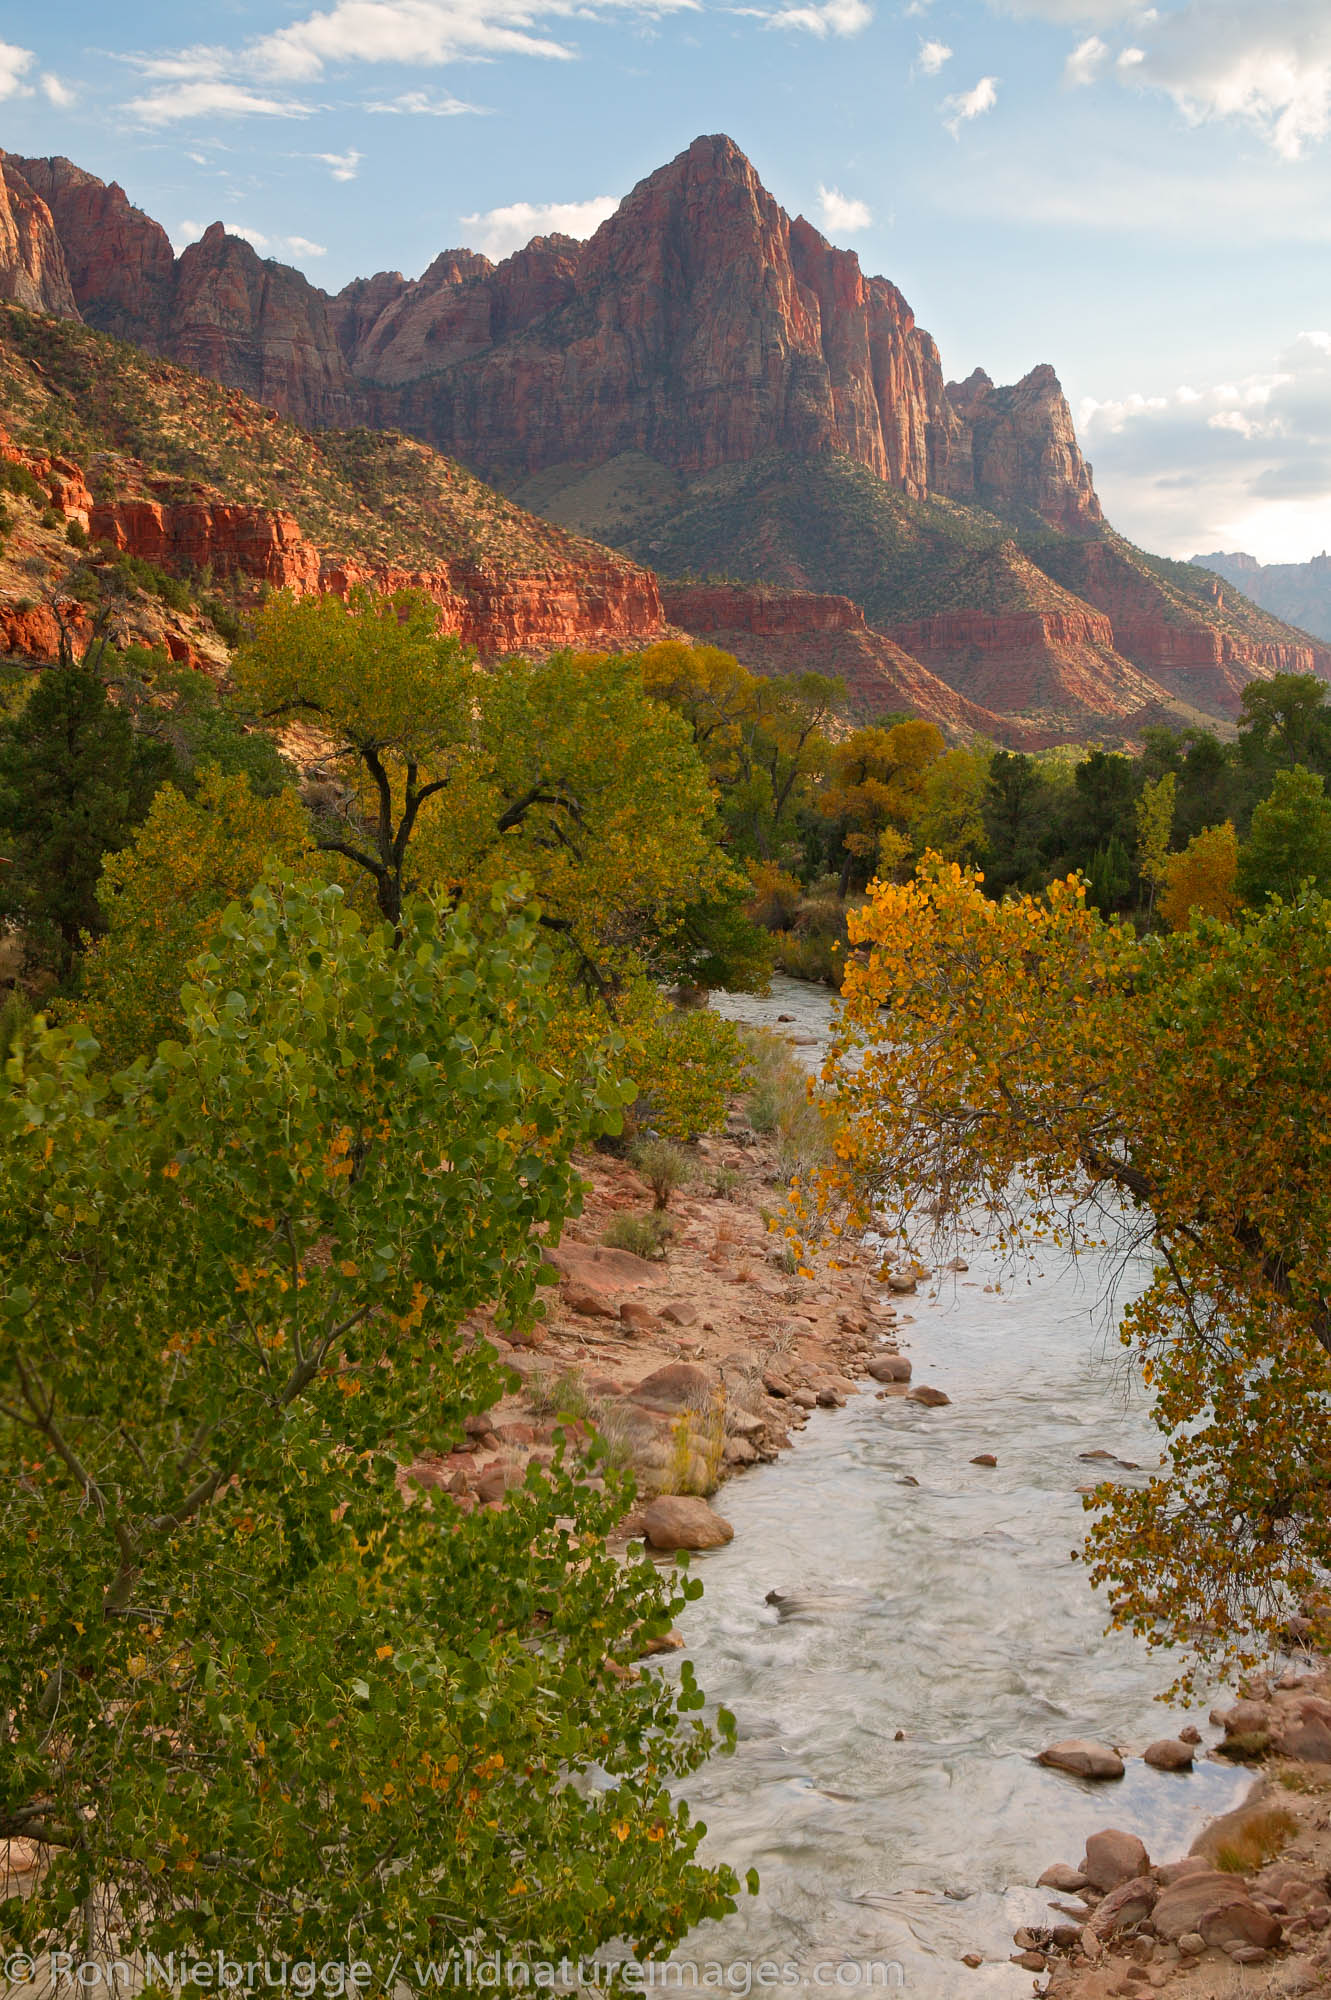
xmin=409 ymin=973 xmax=1331 ymax=1999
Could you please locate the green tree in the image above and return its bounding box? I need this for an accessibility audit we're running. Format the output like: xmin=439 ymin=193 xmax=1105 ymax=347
xmin=1237 ymin=765 xmax=1331 ymax=905
xmin=235 ymin=597 xmax=744 ymax=991
xmin=1 ymin=876 xmax=744 ymax=1964
xmin=0 ymin=663 xmax=174 ymax=981
xmin=78 ymin=766 xmax=314 ymax=1067
xmin=1135 ymin=771 xmax=1176 ymax=917
xmin=910 ymin=742 xmax=991 ymax=865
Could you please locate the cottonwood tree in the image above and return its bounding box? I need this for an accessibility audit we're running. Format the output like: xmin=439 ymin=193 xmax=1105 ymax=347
xmin=235 ymin=594 xmax=742 ymax=991
xmin=803 ymin=860 xmax=1331 ymax=1687
xmin=1 ymin=876 xmax=745 ymax=1964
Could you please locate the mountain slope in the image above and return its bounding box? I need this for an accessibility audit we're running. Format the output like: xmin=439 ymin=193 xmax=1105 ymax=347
xmin=2 ymin=136 xmax=1326 ymax=740
xmin=1192 ymin=549 xmax=1331 ymax=645
xmin=0 ymin=304 xmax=665 ymax=659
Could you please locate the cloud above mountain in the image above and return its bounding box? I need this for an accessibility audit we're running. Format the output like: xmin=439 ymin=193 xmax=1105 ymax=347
xmin=1081 ymin=330 xmax=1331 ymax=561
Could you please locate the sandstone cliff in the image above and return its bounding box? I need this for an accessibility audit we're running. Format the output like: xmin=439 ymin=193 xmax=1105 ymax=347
xmin=0 ymin=156 xmax=79 ymax=320
xmin=0 ymin=308 xmax=666 ymax=667
xmin=5 ymin=138 xmax=1093 ymax=533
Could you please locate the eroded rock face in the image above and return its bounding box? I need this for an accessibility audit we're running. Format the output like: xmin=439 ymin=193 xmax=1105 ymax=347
xmin=10 ymin=137 xmax=1100 ymax=534
xmin=0 ymin=155 xmax=80 ymax=319
xmin=6 ymin=153 xmax=170 ymax=342
xmin=945 ymin=365 xmax=1101 ymax=532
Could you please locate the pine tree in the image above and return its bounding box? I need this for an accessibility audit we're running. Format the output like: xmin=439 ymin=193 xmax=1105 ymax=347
xmin=0 ymin=664 xmax=173 ymax=980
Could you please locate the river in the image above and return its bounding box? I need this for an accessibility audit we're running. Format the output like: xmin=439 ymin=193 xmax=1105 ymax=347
xmin=672 ymin=976 xmax=1251 ymax=1995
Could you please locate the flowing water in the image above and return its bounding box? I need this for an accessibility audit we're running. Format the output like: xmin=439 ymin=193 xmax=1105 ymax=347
xmin=670 ymin=977 xmax=1252 ymax=1995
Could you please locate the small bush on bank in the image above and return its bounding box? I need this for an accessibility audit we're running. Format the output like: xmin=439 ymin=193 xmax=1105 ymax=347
xmin=602 ymin=1211 xmax=677 ymax=1260
xmin=630 ymin=1136 xmax=696 ymax=1211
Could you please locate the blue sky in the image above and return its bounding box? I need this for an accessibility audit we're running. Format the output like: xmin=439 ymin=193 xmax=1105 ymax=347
xmin=3 ymin=0 xmax=1330 ymax=564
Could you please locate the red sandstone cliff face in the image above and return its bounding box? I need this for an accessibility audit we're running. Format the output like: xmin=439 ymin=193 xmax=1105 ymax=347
xmin=944 ymin=366 xmax=1101 ymax=532
xmin=85 ymin=481 xmax=665 ymax=657
xmin=8 ymin=138 xmax=1095 ymax=532
xmin=6 ymin=153 xmax=172 ymax=343
xmin=0 ymin=157 xmax=79 ymax=320
xmin=884 ymin=605 xmax=1167 ymax=723
xmin=1040 ymin=537 xmax=1331 ymax=714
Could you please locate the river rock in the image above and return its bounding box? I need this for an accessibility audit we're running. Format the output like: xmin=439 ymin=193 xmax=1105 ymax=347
xmin=867 ymin=1354 xmax=912 ymax=1383
xmin=630 ymin=1362 xmax=716 ymax=1413
xmin=1038 ymin=1863 xmax=1089 ymax=1892
xmin=970 ymin=1453 xmax=998 ymax=1467
xmin=1152 ymin=1870 xmax=1263 ymax=1942
xmin=1144 ymin=1737 xmax=1195 ymax=1770
xmin=1202 ymin=1898 xmax=1282 ymax=1951
xmin=1092 ymin=1875 xmax=1158 ymax=1937
xmin=762 ymin=1369 xmax=793 ymax=1398
xmin=1038 ymin=1740 xmax=1125 ymax=1780
xmin=906 ymin=1384 xmax=951 ymax=1407
xmin=1083 ymin=1829 xmax=1151 ymax=1890
xmin=642 ymin=1496 xmax=734 ymax=1551
xmin=791 ymin=1387 xmax=818 ymax=1410
xmin=563 ymin=1281 xmax=619 ymax=1319
xmin=723 ymin=1436 xmax=758 ymax=1466
xmin=886 ymin=1273 xmax=917 ymax=1294
xmin=1274 ymin=1705 xmax=1331 ymax=1763
xmin=726 ymin=1409 xmax=765 ymax=1438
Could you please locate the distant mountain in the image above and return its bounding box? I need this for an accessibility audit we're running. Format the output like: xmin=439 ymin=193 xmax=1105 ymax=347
xmin=2 ymin=135 xmax=1328 ymax=741
xmin=1191 ymin=550 xmax=1331 ymax=646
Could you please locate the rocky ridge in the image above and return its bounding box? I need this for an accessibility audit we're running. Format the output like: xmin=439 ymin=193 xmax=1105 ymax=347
xmin=3 ymin=141 xmax=1327 ymax=737
xmin=0 ymin=138 xmax=1098 ymax=530
xmin=1193 ymin=549 xmax=1331 ymax=647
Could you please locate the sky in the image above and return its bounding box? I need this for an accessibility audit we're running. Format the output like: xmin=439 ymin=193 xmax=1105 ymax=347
xmin=2 ymin=0 xmax=1330 ymax=565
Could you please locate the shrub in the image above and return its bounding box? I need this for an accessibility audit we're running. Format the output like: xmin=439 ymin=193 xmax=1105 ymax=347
xmin=65 ymin=518 xmax=88 ymax=549
xmin=743 ymin=1029 xmax=835 ymax=1183
xmin=630 ymin=1135 xmax=696 ymax=1211
xmin=710 ymin=1165 xmax=742 ymax=1200
xmin=1214 ymin=1809 xmax=1297 ymax=1873
xmin=632 ymin=1002 xmax=749 ymax=1139
xmin=602 ymin=1211 xmax=677 ymax=1260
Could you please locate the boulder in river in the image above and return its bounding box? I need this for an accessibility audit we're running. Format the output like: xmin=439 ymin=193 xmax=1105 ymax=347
xmin=867 ymin=1355 xmax=912 ymax=1383
xmin=1082 ymin=1827 xmax=1150 ymax=1889
xmin=1091 ymin=1875 xmax=1157 ymax=1938
xmin=1037 ymin=1739 xmax=1125 ymax=1780
xmin=906 ymin=1384 xmax=951 ymax=1407
xmin=1037 ymin=1862 xmax=1088 ymax=1892
xmin=642 ymin=1496 xmax=734 ymax=1552
xmin=1144 ymin=1737 xmax=1195 ymax=1770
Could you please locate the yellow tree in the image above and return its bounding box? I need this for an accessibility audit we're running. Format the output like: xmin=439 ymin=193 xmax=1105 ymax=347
xmin=909 ymin=742 xmax=991 ymax=865
xmin=1159 ymin=821 xmax=1239 ymax=931
xmin=1135 ymin=770 xmax=1176 ymax=916
xmin=819 ymin=720 xmax=946 ymax=893
xmin=235 ymin=595 xmax=742 ymax=993
xmin=805 ymin=861 xmax=1331 ymax=1685
xmin=79 ymin=766 xmax=313 ymax=1066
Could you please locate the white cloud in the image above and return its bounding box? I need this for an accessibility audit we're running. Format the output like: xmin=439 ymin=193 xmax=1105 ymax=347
xmin=313 ymin=149 xmax=362 ymax=180
xmin=128 ymin=80 xmax=310 ymax=125
xmin=761 ymin=0 xmax=872 ymax=34
xmin=0 ymin=40 xmax=34 ymax=100
xmin=286 ymin=234 xmax=328 ymax=258
xmin=1078 ymin=330 xmax=1331 ymax=562
xmin=816 ymin=183 xmax=873 ymax=231
xmin=943 ymin=74 xmax=999 ymax=135
xmin=1065 ymin=34 xmax=1107 ymax=85
xmin=366 ymin=88 xmax=487 ymax=113
xmin=460 ymin=194 xmax=620 ymax=259
xmin=917 ymin=37 xmax=951 ymax=74
xmin=40 ymin=72 xmax=75 ymax=108
xmin=1034 ymin=3 xmax=1331 ymax=161
xmin=1130 ymin=4 xmax=1331 ymax=160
